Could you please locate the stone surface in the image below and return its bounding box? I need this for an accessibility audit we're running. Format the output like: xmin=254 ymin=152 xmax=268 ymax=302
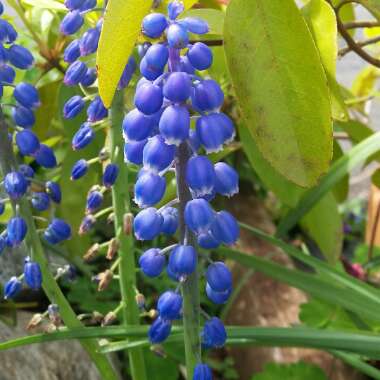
xmin=225 ymin=194 xmax=365 ymax=380
xmin=0 ymin=311 xmax=102 ymax=380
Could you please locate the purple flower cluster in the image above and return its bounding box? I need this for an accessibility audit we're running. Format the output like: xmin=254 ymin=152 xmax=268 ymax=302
xmin=130 ymin=3 xmax=239 ymax=378
xmin=0 ymin=2 xmax=71 ymax=300
xmin=59 ymin=1 xmax=126 ymax=233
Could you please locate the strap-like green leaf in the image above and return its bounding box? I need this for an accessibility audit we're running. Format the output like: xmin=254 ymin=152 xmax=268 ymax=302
xmin=277 ymin=131 xmax=380 ymax=236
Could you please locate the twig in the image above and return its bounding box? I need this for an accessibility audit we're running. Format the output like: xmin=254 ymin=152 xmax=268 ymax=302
xmin=327 ymin=0 xmax=380 ymax=68
xmin=344 ymin=21 xmax=380 ymax=29
xmin=189 ymin=39 xmax=223 ymax=46
xmin=339 ymin=36 xmax=380 ymax=57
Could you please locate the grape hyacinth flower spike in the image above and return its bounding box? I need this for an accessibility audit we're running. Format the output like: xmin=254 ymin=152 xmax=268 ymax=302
xmin=0 ymin=3 xmax=72 ymax=300
xmin=128 ymin=2 xmax=239 ymax=378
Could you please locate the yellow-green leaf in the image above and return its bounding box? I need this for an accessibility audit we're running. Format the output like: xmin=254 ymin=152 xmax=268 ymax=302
xmin=97 ymin=0 xmax=152 ymax=108
xmin=224 ymin=0 xmax=333 ymax=188
xmin=302 ymin=0 xmax=348 ymax=121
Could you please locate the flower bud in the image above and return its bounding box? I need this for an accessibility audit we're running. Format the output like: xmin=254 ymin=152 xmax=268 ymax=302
xmin=179 ymin=17 xmax=209 ymax=35
xmin=64 ymin=60 xmax=87 ymax=86
xmin=159 ymin=104 xmax=190 ymax=145
xmin=206 ymin=262 xmax=232 ymax=292
xmin=0 ymin=64 xmax=15 ymax=84
xmin=4 ymin=171 xmax=28 ymax=199
xmin=134 ymin=83 xmax=163 ymax=115
xmin=123 ymin=213 xmax=133 ymax=235
xmin=139 ymin=248 xmax=165 ymax=277
xmin=24 ymin=257 xmax=42 ymax=290
xmin=8 ymin=44 xmax=34 ymax=69
xmin=19 ymin=164 xmax=34 ymax=184
xmin=135 ymin=293 xmax=146 ymax=310
xmin=71 ymin=159 xmax=88 ymax=180
xmin=196 ymin=113 xmax=235 ymax=153
xmin=31 ymin=192 xmax=50 ymax=211
xmin=79 ymin=215 xmax=96 ymax=235
xmin=44 ymin=218 xmax=72 ymax=245
xmin=12 ymin=106 xmax=35 ymax=128
xmin=144 ymin=44 xmax=169 ymax=71
xmin=102 ymin=311 xmax=117 ymax=326
xmin=72 ymin=123 xmax=94 ymax=150
xmin=166 ymin=23 xmax=188 ymax=49
xmin=139 ymin=56 xmax=163 ymax=80
xmin=45 ymin=181 xmax=61 ymax=203
xmin=34 ymin=144 xmax=57 ymax=168
xmin=148 ymin=309 xmax=158 ymax=319
xmin=60 ymin=10 xmax=84 ymax=35
xmin=214 ymin=162 xmax=239 ymax=197
xmin=210 ymin=210 xmax=239 ymax=245
xmin=193 ymin=363 xmax=212 ymax=380
xmin=201 ymin=317 xmax=226 ymax=348
xmin=191 ymin=79 xmax=224 ymax=112
xmin=134 ymin=207 xmax=163 ymax=241
xmin=97 ymin=269 xmax=113 ymax=291
xmin=134 ymin=171 xmax=166 ymax=208
xmin=187 ymin=42 xmax=212 ymax=71
xmin=15 ymin=129 xmax=40 ymax=156
xmin=81 ymin=67 xmax=97 ymax=86
xmin=148 ymin=317 xmax=171 ymax=344
xmin=122 ymin=108 xmax=155 ymax=142
xmin=102 ymin=163 xmax=119 ymax=188
xmin=186 ymin=155 xmax=215 ymax=198
xmin=205 ymin=283 xmax=231 ymax=305
xmin=48 ymin=304 xmax=61 ymax=326
xmin=124 ymin=139 xmax=147 ymax=165
xmin=168 ymin=1 xmax=184 ymax=20
xmin=143 ymin=135 xmax=175 ymax=173
xmin=142 ymin=13 xmax=168 ymax=38
xmin=106 ymin=238 xmax=119 ymax=260
xmin=64 ymin=0 xmax=85 ymax=10
xmin=80 ymin=0 xmax=96 ymax=11
xmin=86 ymin=190 xmax=103 ymax=213
xmin=160 ymin=207 xmax=178 ymax=235
xmin=163 ymin=72 xmax=191 ymax=103
xmin=184 ymin=199 xmax=214 ymax=234
xmin=157 ymin=291 xmax=182 ymax=320
xmin=79 ymin=27 xmax=100 ymax=56
xmin=107 ymin=212 xmax=115 ymax=224
xmin=63 ymin=95 xmax=85 ymax=119
xmin=168 ymin=245 xmax=197 ymax=277
xmin=0 ymin=44 xmax=9 ymax=63
xmin=87 ymin=96 xmax=108 ymax=122
xmin=26 ymin=313 xmax=43 ymax=330
xmin=118 ymin=57 xmax=137 ymax=89
xmin=4 ymin=276 xmax=22 ymax=299
xmin=198 ymin=231 xmax=220 ymax=249
xmin=64 ymin=39 xmax=81 ymax=63
xmin=14 ymin=82 xmax=40 ymax=108
xmin=0 ymin=19 xmax=17 ymax=43
xmin=83 ymin=243 xmax=100 ymax=261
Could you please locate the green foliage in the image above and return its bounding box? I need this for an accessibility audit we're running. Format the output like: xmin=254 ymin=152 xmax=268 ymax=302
xmin=224 ymin=0 xmax=332 ymax=188
xmin=251 ymin=362 xmax=328 ymax=380
xmin=252 ymin=362 xmax=327 ymax=380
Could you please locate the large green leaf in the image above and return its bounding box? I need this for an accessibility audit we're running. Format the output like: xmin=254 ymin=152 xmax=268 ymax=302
xmin=302 ymin=0 xmax=348 ymax=121
xmin=277 ymin=131 xmax=380 ymax=237
xmin=224 ymin=0 xmax=333 ymax=187
xmin=252 ymin=362 xmax=328 ymax=380
xmin=239 ymin=126 xmax=342 ymax=264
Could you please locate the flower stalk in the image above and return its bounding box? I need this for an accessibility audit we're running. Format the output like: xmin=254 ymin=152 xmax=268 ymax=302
xmin=109 ymin=91 xmax=147 ymax=380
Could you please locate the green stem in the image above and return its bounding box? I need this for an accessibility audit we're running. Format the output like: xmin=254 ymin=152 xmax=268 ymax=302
xmin=109 ymin=91 xmax=147 ymax=380
xmin=0 ymin=110 xmax=119 ymax=379
xmin=176 ymin=143 xmax=201 ymax=377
